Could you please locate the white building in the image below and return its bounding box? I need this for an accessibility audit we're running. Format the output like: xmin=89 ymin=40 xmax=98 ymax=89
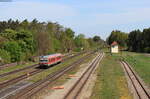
xmin=111 ymin=41 xmax=119 ymax=53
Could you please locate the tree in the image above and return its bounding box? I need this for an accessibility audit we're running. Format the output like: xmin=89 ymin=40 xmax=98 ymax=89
xmin=107 ymin=30 xmax=128 ymax=47
xmin=3 ymin=41 xmax=22 ymax=62
xmin=93 ymin=36 xmax=101 ymax=42
xmin=0 ymin=19 xmax=107 ymax=63
xmin=0 ymin=29 xmax=17 ymax=40
xmin=65 ymin=28 xmax=75 ymax=39
xmin=143 ymin=28 xmax=150 ymax=52
xmin=74 ymin=34 xmax=90 ymax=51
xmin=128 ymin=30 xmax=143 ymax=52
xmin=127 ymin=28 xmax=150 ymax=52
xmin=35 ymin=27 xmax=51 ymax=55
xmin=0 ymin=49 xmax=11 ymax=64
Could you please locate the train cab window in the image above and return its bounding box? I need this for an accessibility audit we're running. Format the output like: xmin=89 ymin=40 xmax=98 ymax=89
xmin=40 ymin=60 xmax=48 ymax=62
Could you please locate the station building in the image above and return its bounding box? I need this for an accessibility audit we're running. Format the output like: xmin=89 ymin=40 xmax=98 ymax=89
xmin=111 ymin=41 xmax=119 ymax=53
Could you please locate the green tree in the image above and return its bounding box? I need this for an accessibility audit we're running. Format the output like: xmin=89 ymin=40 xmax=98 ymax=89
xmin=74 ymin=34 xmax=90 ymax=51
xmin=128 ymin=30 xmax=143 ymax=52
xmin=65 ymin=28 xmax=75 ymax=39
xmin=0 ymin=49 xmax=11 ymax=64
xmin=3 ymin=41 xmax=22 ymax=62
xmin=93 ymin=36 xmax=101 ymax=42
xmin=0 ymin=29 xmax=17 ymax=40
xmin=107 ymin=30 xmax=128 ymax=47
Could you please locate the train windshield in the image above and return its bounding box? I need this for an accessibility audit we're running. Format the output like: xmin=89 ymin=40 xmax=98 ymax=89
xmin=40 ymin=59 xmax=48 ymax=62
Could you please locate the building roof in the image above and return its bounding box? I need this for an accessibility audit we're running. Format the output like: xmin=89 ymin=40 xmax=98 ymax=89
xmin=111 ymin=41 xmax=118 ymax=46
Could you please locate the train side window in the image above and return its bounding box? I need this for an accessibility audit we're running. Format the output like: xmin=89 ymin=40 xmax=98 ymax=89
xmin=51 ymin=58 xmax=55 ymax=62
xmin=58 ymin=56 xmax=61 ymax=59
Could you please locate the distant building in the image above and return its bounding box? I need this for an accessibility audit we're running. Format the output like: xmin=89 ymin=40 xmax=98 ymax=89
xmin=111 ymin=41 xmax=119 ymax=53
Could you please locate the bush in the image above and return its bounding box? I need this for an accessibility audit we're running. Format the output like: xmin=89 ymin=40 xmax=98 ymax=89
xmin=74 ymin=47 xmax=82 ymax=52
xmin=0 ymin=49 xmax=11 ymax=64
xmin=3 ymin=41 xmax=22 ymax=62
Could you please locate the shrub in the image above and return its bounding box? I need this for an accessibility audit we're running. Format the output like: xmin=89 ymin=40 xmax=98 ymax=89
xmin=3 ymin=41 xmax=22 ymax=62
xmin=0 ymin=49 xmax=11 ymax=64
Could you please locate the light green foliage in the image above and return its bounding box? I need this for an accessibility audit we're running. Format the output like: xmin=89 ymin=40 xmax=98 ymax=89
xmin=74 ymin=34 xmax=91 ymax=51
xmin=52 ymin=38 xmax=62 ymax=52
xmin=0 ymin=19 xmax=105 ymax=63
xmin=65 ymin=28 xmax=75 ymax=39
xmin=0 ymin=29 xmax=17 ymax=40
xmin=3 ymin=41 xmax=22 ymax=62
xmin=0 ymin=49 xmax=11 ymax=63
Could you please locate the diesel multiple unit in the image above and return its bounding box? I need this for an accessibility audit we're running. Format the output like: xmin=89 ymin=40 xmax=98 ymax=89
xmin=39 ymin=53 xmax=62 ymax=66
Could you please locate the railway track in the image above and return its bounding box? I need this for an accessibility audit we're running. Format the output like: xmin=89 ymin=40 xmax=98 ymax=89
xmin=0 ymin=63 xmax=17 ymax=70
xmin=0 ymin=51 xmax=84 ymax=78
xmin=0 ymin=69 xmax=42 ymax=89
xmin=64 ymin=53 xmax=104 ymax=99
xmin=0 ymin=51 xmax=87 ymax=90
xmin=7 ymin=51 xmax=95 ymax=99
xmin=0 ymin=52 xmax=74 ymax=72
xmin=0 ymin=64 xmax=38 ymax=78
xmin=0 ymin=52 xmax=86 ymax=89
xmin=120 ymin=61 xmax=150 ymax=99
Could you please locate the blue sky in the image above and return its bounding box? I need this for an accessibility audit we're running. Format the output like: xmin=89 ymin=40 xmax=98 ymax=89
xmin=0 ymin=0 xmax=150 ymax=39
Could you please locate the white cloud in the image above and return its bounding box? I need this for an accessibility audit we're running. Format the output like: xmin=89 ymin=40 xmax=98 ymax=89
xmin=0 ymin=1 xmax=76 ymax=21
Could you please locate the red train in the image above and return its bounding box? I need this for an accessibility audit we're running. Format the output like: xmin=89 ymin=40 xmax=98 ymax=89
xmin=39 ymin=53 xmax=62 ymax=66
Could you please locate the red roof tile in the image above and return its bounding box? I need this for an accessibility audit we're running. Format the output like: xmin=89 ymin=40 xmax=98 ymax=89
xmin=111 ymin=41 xmax=118 ymax=46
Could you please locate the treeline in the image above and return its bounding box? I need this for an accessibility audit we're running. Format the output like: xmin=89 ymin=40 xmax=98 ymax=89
xmin=107 ymin=28 xmax=150 ymax=53
xmin=0 ymin=19 xmax=104 ymax=64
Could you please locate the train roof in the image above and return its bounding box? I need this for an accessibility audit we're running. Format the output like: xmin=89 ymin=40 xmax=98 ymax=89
xmin=40 ymin=53 xmax=62 ymax=58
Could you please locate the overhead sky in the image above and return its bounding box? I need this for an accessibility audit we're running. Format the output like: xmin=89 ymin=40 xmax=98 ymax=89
xmin=0 ymin=0 xmax=150 ymax=39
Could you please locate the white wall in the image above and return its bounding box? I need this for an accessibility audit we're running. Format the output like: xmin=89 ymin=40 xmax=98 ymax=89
xmin=111 ymin=45 xmax=119 ymax=53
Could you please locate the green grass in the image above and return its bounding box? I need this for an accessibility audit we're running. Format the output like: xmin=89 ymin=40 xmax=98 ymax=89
xmin=103 ymin=48 xmax=150 ymax=88
xmin=91 ymin=54 xmax=132 ymax=99
xmin=121 ymin=52 xmax=150 ymax=88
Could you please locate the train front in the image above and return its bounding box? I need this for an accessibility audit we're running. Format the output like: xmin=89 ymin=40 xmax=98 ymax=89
xmin=39 ymin=56 xmax=49 ymax=66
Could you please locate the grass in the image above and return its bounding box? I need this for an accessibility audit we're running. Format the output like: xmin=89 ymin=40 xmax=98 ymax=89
xmin=121 ymin=51 xmax=150 ymax=88
xmin=103 ymin=48 xmax=150 ymax=88
xmin=91 ymin=54 xmax=132 ymax=99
